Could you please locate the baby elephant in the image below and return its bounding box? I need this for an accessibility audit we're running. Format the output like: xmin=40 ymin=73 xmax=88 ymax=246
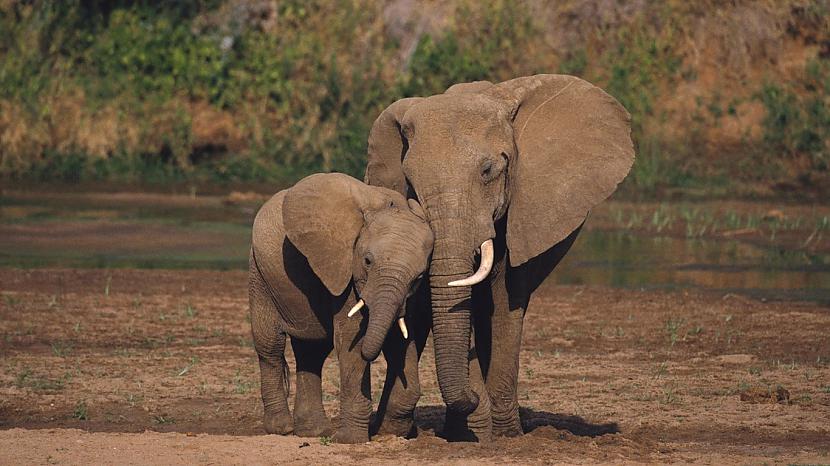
xmin=248 ymin=173 xmax=433 ymax=443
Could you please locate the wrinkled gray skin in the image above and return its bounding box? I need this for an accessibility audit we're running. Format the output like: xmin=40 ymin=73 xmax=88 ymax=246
xmin=365 ymin=74 xmax=635 ymax=441
xmin=249 ymin=173 xmax=434 ymax=443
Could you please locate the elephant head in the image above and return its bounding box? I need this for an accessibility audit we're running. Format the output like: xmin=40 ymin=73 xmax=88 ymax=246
xmin=282 ymin=173 xmax=433 ymax=361
xmin=365 ymin=75 xmax=634 ymax=413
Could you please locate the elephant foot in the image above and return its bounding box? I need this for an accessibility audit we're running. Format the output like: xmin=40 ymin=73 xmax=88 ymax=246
xmin=263 ymin=410 xmax=294 ymax=435
xmin=442 ymin=409 xmax=492 ymax=443
xmin=293 ymin=414 xmax=333 ymax=438
xmin=333 ymin=427 xmax=369 ymax=444
xmin=492 ymin=405 xmax=523 ymax=437
xmin=492 ymin=416 xmax=523 ymax=437
xmin=372 ymin=415 xmax=416 ymax=438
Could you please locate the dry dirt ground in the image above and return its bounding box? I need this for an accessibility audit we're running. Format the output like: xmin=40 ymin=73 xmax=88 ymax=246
xmin=1 ymin=268 xmax=828 ymax=464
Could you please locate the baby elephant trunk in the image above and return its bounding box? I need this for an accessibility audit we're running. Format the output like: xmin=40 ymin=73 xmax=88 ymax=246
xmin=360 ymin=280 xmax=407 ymax=361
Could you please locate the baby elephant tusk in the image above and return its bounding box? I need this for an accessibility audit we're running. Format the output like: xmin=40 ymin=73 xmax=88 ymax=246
xmin=347 ymin=299 xmax=364 ymax=318
xmin=448 ymin=239 xmax=494 ymax=287
xmin=397 ymin=318 xmax=408 ymax=339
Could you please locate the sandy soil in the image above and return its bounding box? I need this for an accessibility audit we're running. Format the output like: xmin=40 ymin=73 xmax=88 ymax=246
xmin=1 ymin=268 xmax=828 ymax=464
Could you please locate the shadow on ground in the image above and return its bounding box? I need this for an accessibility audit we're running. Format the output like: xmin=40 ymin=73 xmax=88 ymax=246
xmin=412 ymin=405 xmax=619 ymax=438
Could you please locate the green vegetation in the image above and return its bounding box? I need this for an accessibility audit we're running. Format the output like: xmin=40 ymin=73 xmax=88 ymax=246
xmin=72 ymin=400 xmax=88 ymax=420
xmin=0 ymin=1 xmax=827 ymax=197
xmin=51 ymin=340 xmax=73 ymax=357
xmin=757 ymin=58 xmax=830 ymax=176
xmin=16 ymin=368 xmax=68 ymax=391
xmin=231 ymin=368 xmax=254 ymax=394
xmin=153 ymin=414 xmax=175 ymax=425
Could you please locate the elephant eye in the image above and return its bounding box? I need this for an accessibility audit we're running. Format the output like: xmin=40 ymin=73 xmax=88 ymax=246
xmin=480 ymin=158 xmax=502 ymax=184
xmin=363 ymin=253 xmax=373 ymax=268
xmin=481 ymin=160 xmax=493 ymax=179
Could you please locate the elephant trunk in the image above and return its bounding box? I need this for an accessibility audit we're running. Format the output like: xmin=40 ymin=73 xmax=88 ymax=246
xmin=429 ymin=239 xmax=479 ymax=415
xmin=360 ymin=279 xmax=406 ymax=361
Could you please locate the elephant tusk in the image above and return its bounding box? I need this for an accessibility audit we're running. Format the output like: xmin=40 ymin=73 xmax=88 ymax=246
xmin=448 ymin=239 xmax=494 ymax=287
xmin=398 ymin=318 xmax=408 ymax=339
xmin=347 ymin=299 xmax=364 ymax=318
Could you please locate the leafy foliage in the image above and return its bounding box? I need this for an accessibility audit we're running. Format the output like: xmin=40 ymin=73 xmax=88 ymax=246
xmin=757 ymin=58 xmax=829 ymax=173
xmin=0 ymin=0 xmax=827 ymax=197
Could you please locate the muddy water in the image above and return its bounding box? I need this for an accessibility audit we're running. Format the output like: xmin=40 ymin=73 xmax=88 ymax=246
xmin=555 ymin=230 xmax=830 ymax=305
xmin=1 ymin=194 xmax=828 ymax=304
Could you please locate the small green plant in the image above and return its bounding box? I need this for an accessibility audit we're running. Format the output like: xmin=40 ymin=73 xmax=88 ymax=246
xmin=653 ymin=362 xmax=669 ymax=379
xmin=319 ymin=436 xmax=332 ymax=446
xmin=124 ymin=393 xmax=142 ymax=407
xmin=662 ymin=386 xmax=680 ymax=404
xmin=153 ymin=414 xmax=175 ymax=425
xmin=3 ymin=294 xmax=21 ymax=307
xmin=113 ymin=347 xmax=134 ymax=357
xmin=73 ymin=400 xmax=88 ymax=420
xmin=177 ymin=356 xmax=200 ymax=377
xmin=51 ymin=341 xmax=73 ymax=357
xmin=16 ymin=369 xmax=67 ymax=391
xmin=665 ymin=317 xmax=684 ymax=346
xmin=15 ymin=369 xmax=33 ymax=387
xmin=736 ymin=381 xmax=751 ymax=393
xmin=48 ymin=295 xmax=60 ymax=309
xmin=232 ymin=369 xmax=254 ymax=394
xmin=687 ymin=324 xmax=703 ymax=337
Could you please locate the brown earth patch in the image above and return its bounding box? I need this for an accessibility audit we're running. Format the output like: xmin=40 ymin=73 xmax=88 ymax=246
xmin=1 ymin=268 xmax=828 ymax=464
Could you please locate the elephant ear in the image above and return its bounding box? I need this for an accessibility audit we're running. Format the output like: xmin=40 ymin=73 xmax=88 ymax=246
xmin=365 ymin=97 xmax=423 ymax=195
xmin=283 ymin=173 xmax=385 ymax=295
xmin=489 ymin=74 xmax=634 ymax=267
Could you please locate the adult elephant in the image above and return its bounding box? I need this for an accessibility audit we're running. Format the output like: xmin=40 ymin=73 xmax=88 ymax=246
xmin=364 ymin=74 xmax=634 ymax=441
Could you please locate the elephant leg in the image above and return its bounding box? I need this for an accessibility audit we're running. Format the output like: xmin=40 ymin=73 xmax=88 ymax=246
xmin=485 ymin=268 xmax=525 ymax=437
xmin=443 ymin=323 xmax=493 ymax=442
xmin=332 ymin=312 xmax=371 ymax=444
xmin=290 ymin=338 xmax=333 ymax=437
xmin=249 ymin=264 xmax=293 ymax=435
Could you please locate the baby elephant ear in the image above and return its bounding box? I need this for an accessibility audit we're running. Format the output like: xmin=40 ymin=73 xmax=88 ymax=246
xmin=488 ymin=74 xmax=635 ymax=267
xmin=283 ymin=173 xmax=374 ymax=295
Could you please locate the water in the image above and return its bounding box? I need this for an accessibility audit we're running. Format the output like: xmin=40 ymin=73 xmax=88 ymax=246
xmin=2 ymin=194 xmax=828 ymax=304
xmin=555 ymin=230 xmax=830 ymax=305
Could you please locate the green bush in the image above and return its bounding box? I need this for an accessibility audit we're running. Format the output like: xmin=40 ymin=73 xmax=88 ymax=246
xmin=0 ymin=0 xmax=826 ymax=198
xmin=757 ymin=59 xmax=829 ymax=172
xmin=401 ymin=1 xmax=544 ymax=96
